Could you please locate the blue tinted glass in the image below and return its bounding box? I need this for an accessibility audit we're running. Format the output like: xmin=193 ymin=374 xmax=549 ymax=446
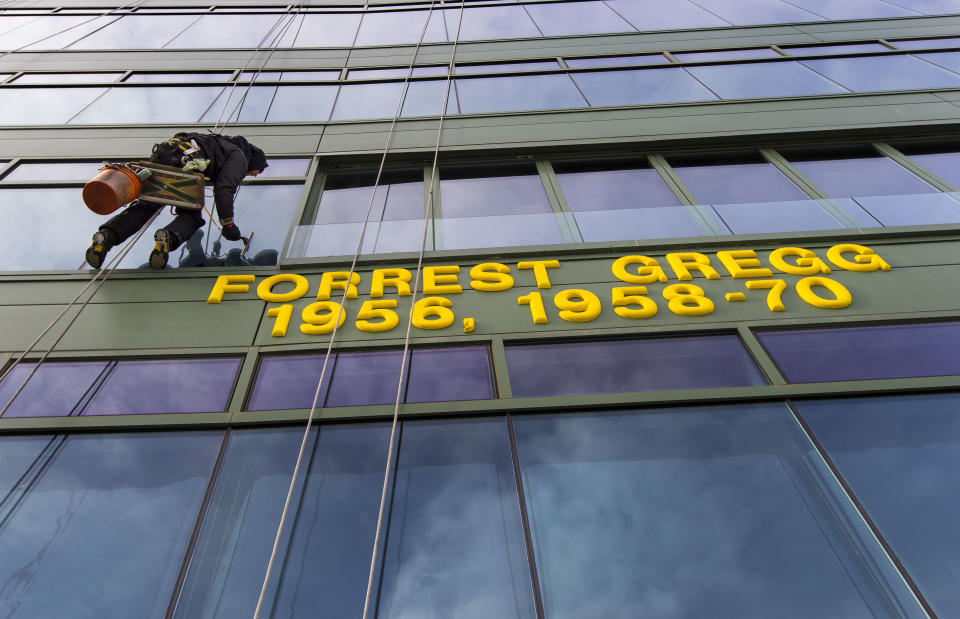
xmin=124 ymin=71 xmax=232 ymax=83
xmin=572 ymin=68 xmax=717 ymax=106
xmin=915 ymin=51 xmax=960 ymax=74
xmin=405 ymin=347 xmax=494 ymax=403
xmin=3 ymin=161 xmax=103 ymax=181
xmin=513 ymin=405 xmax=919 ymax=618
xmin=782 ymin=42 xmax=891 ymax=55
xmin=686 ymin=61 xmax=850 ymax=98
xmin=326 ymin=350 xmax=404 ymax=406
xmin=797 ymin=393 xmax=960 ymax=617
xmin=247 ymin=354 xmax=333 ymax=411
xmin=565 ymin=54 xmax=669 ymax=68
xmin=455 ymin=74 xmax=586 ymax=113
xmin=525 ymin=1 xmax=634 ymax=36
xmin=556 ymin=166 xmax=681 ymax=210
xmin=355 ymin=9 xmax=447 ymax=46
xmin=0 ymin=431 xmax=222 ymax=619
xmin=789 ymin=154 xmax=933 ymax=197
xmin=266 ymin=85 xmax=338 ymax=122
xmin=0 ymin=87 xmax=107 ymax=124
xmin=1 ymin=15 xmax=117 ymax=50
xmin=458 ymin=6 xmax=540 ymax=40
xmin=0 ymin=187 xmax=106 ymax=270
xmin=781 ymin=0 xmax=919 ymax=18
xmin=0 ymin=435 xmax=51 ymax=497
xmin=759 ymin=322 xmax=960 ymax=382
xmin=893 ymin=37 xmax=960 ymax=50
xmin=712 ymin=199 xmax=850 ymax=233
xmin=13 ymin=72 xmax=122 ymax=84
xmin=440 ymin=166 xmax=552 ymax=218
xmin=506 ymin=336 xmax=767 ymax=398
xmin=332 ymin=82 xmax=406 ymax=120
xmin=605 ymin=0 xmax=729 ymax=30
xmin=573 ymin=206 xmax=706 ymax=240
xmin=69 ymin=86 xmax=222 ymax=124
xmin=292 ymin=13 xmax=362 ymax=47
xmin=852 ymin=192 xmax=960 ymax=226
xmin=456 ymin=61 xmax=560 ymax=74
xmin=0 ymin=361 xmax=109 ymax=417
xmin=401 ymin=79 xmax=457 ymax=117
xmin=67 ymin=15 xmax=198 ymax=49
xmin=905 ymin=150 xmax=960 ymax=186
xmin=378 ymin=418 xmax=535 ymax=619
xmin=801 ymin=55 xmax=960 ymax=91
xmin=673 ymin=47 xmax=779 ymax=62
xmin=200 ymin=85 xmax=275 ymax=123
xmin=691 ymin=0 xmax=823 ymax=24
xmin=81 ymin=358 xmax=241 ymax=415
xmin=173 ymin=424 xmax=390 ymax=619
xmin=165 ymin=14 xmax=281 ymax=48
xmin=672 ymin=160 xmax=808 ymax=204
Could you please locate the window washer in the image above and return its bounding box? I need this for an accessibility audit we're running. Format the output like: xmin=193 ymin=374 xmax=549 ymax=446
xmin=84 ymin=132 xmax=268 ymax=269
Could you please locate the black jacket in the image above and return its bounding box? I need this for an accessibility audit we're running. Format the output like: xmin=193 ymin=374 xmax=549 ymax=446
xmin=173 ymin=132 xmax=260 ymax=221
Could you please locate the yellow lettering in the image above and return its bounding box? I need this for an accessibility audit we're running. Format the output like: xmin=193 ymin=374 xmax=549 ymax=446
xmin=517 ymin=260 xmax=560 ymax=289
xmin=611 ymin=256 xmax=668 ymax=284
xmin=370 ymin=268 xmax=412 ymax=298
xmin=423 ymin=265 xmax=462 ymax=294
xmin=826 ymin=244 xmax=892 ymax=272
xmin=256 ymin=273 xmax=309 ymax=303
xmin=316 ymin=271 xmax=360 ymax=301
xmin=356 ymin=299 xmax=400 ymax=332
xmin=300 ymin=301 xmax=346 ymax=335
xmin=716 ymin=250 xmax=772 ymax=279
xmin=666 ymin=253 xmax=721 ymax=281
xmin=206 ymin=274 xmax=255 ymax=304
xmin=469 ymin=263 xmax=514 ymax=292
xmin=412 ymin=297 xmax=455 ymax=329
xmin=769 ymin=247 xmax=832 ymax=275
xmin=266 ymin=304 xmax=293 ymax=337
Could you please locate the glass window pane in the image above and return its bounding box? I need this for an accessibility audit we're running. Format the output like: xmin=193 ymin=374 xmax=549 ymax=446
xmin=0 ymin=87 xmax=107 ymax=124
xmin=673 ymin=47 xmax=780 ymax=62
xmin=455 ymin=74 xmax=586 ymax=113
xmin=670 ymin=154 xmax=809 ymax=204
xmin=67 ymin=15 xmax=199 ymax=49
xmin=605 ymin=0 xmax=729 ymax=30
xmin=513 ymin=404 xmax=920 ymax=618
xmin=0 ymin=435 xmax=51 ymax=496
xmin=348 ymin=67 xmax=411 ymax=80
xmin=554 ymin=161 xmax=681 ymax=210
xmin=686 ymin=61 xmax=850 ymax=98
xmin=758 ymin=322 xmax=960 ymax=382
xmin=796 ymin=393 xmax=960 ymax=617
xmin=401 ymin=79 xmax=456 ymax=117
xmin=786 ymin=152 xmax=934 ymax=197
xmin=456 ymin=60 xmax=560 ymax=74
xmin=851 ymin=192 xmax=960 ymax=226
xmin=238 ymin=71 xmax=282 ymax=81
xmin=377 ymin=418 xmax=536 ymax=619
xmin=892 ymin=37 xmax=960 ymax=50
xmin=565 ymin=54 xmax=670 ymax=68
xmin=69 ymin=86 xmax=223 ymax=124
xmin=0 ymin=187 xmax=106 ymax=270
xmin=82 ymin=358 xmax=241 ymax=415
xmin=0 ymin=361 xmax=110 ymax=417
xmin=256 ymin=158 xmax=310 ymax=177
xmin=332 ymin=82 xmax=406 ymax=120
xmin=200 ymin=85 xmax=276 ymax=123
xmin=326 ymin=350 xmax=405 ymax=406
xmin=440 ymin=164 xmax=552 ymax=218
xmin=915 ymin=51 xmax=960 ymax=74
xmin=405 ymin=347 xmax=495 ymax=403
xmin=574 ymin=206 xmax=706 ymax=240
xmin=355 ymin=9 xmax=447 ymax=46
xmin=902 ymin=148 xmax=960 ymax=187
xmin=782 ymin=42 xmax=891 ymax=55
xmin=572 ymin=68 xmax=718 ymax=106
xmin=291 ymin=13 xmax=362 ymax=47
xmin=506 ymin=335 xmax=767 ymax=398
xmin=172 ymin=424 xmax=390 ymax=619
xmin=247 ymin=354 xmax=334 ymax=411
xmin=1 ymin=14 xmax=118 ymax=50
xmin=525 ymin=1 xmax=634 ymax=36
xmin=781 ymin=0 xmax=919 ymax=18
xmin=265 ymin=85 xmax=338 ymax=121
xmin=3 ymin=161 xmax=105 ymax=181
xmin=458 ymin=5 xmax=540 ymax=40
xmin=278 ymin=70 xmax=340 ymax=81
xmin=124 ymin=71 xmax=232 ymax=83
xmin=691 ymin=0 xmax=823 ymax=25
xmin=13 ymin=72 xmax=122 ymax=84
xmin=164 ymin=14 xmax=283 ymax=48
xmin=712 ymin=199 xmax=852 ymax=233
xmin=0 ymin=431 xmax=222 ymax=619
xmin=801 ymin=55 xmax=960 ymax=91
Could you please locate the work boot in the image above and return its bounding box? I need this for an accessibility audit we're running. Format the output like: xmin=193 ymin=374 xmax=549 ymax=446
xmin=85 ymin=229 xmax=117 ymax=270
xmin=149 ymin=229 xmax=174 ymax=269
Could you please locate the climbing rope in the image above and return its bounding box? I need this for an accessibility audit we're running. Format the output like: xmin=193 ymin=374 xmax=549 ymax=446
xmin=250 ymin=3 xmax=463 ymax=617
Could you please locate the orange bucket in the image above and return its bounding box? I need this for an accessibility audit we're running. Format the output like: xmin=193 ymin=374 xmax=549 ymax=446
xmin=82 ymin=165 xmax=143 ymax=215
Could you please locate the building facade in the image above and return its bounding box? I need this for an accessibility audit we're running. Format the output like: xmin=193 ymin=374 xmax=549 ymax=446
xmin=1 ymin=0 xmax=960 ymax=617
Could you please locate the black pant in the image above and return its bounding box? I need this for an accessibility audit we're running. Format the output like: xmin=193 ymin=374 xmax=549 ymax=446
xmin=100 ymin=200 xmax=204 ymax=250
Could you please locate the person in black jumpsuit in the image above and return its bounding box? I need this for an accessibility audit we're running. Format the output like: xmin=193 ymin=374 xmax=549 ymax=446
xmin=84 ymin=132 xmax=268 ymax=269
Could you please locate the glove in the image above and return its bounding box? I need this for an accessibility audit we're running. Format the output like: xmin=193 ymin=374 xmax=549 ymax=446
xmin=222 ymin=219 xmax=242 ymax=241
